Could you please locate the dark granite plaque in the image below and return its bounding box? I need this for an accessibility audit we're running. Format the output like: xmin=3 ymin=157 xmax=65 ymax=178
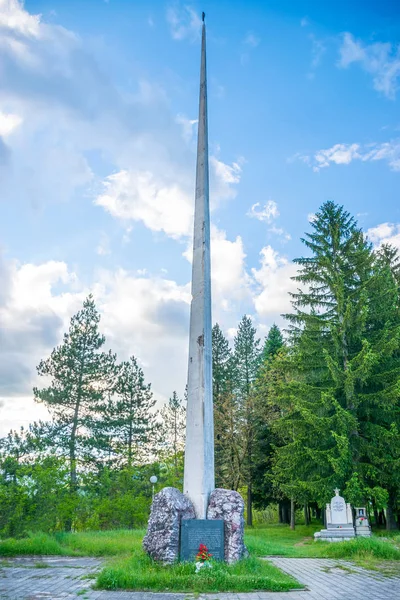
xmin=180 ymin=519 xmax=225 ymax=562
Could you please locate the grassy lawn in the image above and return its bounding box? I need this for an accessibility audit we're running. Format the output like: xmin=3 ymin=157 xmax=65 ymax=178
xmin=1 ymin=524 xmax=400 ymax=591
xmin=246 ymin=523 xmax=400 ymax=573
xmin=96 ymin=554 xmax=301 ymax=593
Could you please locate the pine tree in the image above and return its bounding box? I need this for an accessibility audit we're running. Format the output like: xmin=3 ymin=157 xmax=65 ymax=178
xmin=233 ymin=315 xmax=261 ymax=526
xmin=160 ymin=391 xmax=186 ymax=482
xmin=34 ymin=296 xmax=117 ymax=517
xmin=105 ymin=356 xmax=158 ymax=468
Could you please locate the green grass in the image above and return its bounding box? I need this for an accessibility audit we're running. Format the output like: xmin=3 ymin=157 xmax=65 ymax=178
xmin=0 ymin=533 xmax=70 ymax=557
xmin=54 ymin=529 xmax=145 ymax=557
xmin=96 ymin=554 xmax=301 ymax=593
xmin=1 ymin=524 xmax=400 ymax=591
xmin=245 ymin=523 xmax=320 ymax=557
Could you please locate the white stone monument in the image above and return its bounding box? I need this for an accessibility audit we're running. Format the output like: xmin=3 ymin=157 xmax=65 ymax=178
xmin=183 ymin=12 xmax=214 ymax=521
xmin=143 ymin=14 xmax=247 ymax=564
xmin=354 ymin=507 xmax=371 ymax=537
xmin=314 ymin=488 xmax=355 ymax=542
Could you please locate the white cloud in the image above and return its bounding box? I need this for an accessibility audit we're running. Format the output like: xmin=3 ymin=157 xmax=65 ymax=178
xmin=243 ymin=32 xmax=260 ymax=48
xmin=210 ymin=156 xmax=242 ymax=206
xmin=183 ymin=224 xmax=250 ymax=319
xmin=0 ymin=253 xmax=192 ymax=434
xmin=247 ymin=200 xmax=291 ymax=242
xmin=95 ymin=170 xmax=193 ymax=239
xmin=176 ymin=114 xmax=197 ymax=143
xmin=308 ymin=34 xmax=326 ymax=75
xmin=367 ymin=222 xmax=400 ymax=251
xmin=95 ymin=154 xmax=242 ymax=240
xmin=247 ymin=200 xmax=279 ymax=223
xmin=209 ymin=226 xmax=250 ymax=317
xmin=297 ymin=140 xmax=400 ymax=172
xmin=166 ymin=4 xmax=201 ymax=41
xmin=268 ymin=226 xmax=291 ymax=241
xmin=0 ymin=111 xmax=22 ymax=136
xmin=314 ymin=143 xmax=361 ymax=169
xmin=0 ymin=1 xmax=249 ymax=435
xmin=240 ymin=30 xmax=260 ymax=65
xmin=0 ymin=256 xmax=87 ymax=419
xmin=96 ymin=232 xmax=111 ymax=256
xmin=338 ymin=32 xmax=400 ymax=99
xmin=252 ymin=245 xmax=298 ymax=323
xmin=300 ymin=17 xmax=309 ymax=27
xmin=0 ymin=0 xmax=41 ymax=37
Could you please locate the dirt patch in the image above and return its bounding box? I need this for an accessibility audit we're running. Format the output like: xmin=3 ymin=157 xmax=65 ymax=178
xmin=294 ymin=537 xmax=313 ymax=546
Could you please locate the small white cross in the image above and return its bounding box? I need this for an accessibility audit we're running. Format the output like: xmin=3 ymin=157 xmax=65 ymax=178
xmin=334 ymin=488 xmax=340 ymax=495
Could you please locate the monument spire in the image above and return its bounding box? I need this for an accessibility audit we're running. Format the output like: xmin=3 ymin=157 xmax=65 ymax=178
xmin=183 ymin=13 xmax=215 ymax=519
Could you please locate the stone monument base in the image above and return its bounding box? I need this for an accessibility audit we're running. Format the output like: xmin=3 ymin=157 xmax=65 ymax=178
xmin=314 ymin=525 xmax=355 ymax=542
xmin=143 ymin=487 xmax=247 ymax=564
xmin=354 ymin=508 xmax=371 ymax=537
xmin=207 ymin=488 xmax=248 ymax=563
xmin=143 ymin=487 xmax=195 ymax=564
xmin=355 ymin=525 xmax=371 ymax=537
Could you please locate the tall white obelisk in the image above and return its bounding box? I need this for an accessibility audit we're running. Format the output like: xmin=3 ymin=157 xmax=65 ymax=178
xmin=183 ymin=12 xmax=215 ymax=520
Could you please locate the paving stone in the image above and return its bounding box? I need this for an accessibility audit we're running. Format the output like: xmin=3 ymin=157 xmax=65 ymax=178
xmin=1 ymin=555 xmax=400 ymax=599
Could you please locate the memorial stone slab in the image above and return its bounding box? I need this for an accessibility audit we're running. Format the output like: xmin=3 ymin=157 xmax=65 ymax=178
xmin=180 ymin=519 xmax=224 ymax=562
xmin=355 ymin=507 xmax=372 ymax=537
xmin=314 ymin=488 xmax=355 ymax=542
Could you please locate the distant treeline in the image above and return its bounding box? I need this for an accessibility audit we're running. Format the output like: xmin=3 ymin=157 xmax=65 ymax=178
xmin=1 ymin=201 xmax=400 ymax=535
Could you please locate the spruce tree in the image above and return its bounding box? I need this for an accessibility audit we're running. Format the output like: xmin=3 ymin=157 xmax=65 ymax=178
xmin=252 ymin=324 xmax=285 ymax=511
xmin=271 ymin=202 xmax=400 ymax=527
xmin=262 ymin=324 xmax=284 ymax=362
xmin=212 ymin=323 xmax=234 ymax=487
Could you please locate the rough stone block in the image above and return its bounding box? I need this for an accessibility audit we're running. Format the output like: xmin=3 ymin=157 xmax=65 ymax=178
xmin=143 ymin=487 xmax=196 ymax=564
xmin=207 ymin=488 xmax=247 ymax=563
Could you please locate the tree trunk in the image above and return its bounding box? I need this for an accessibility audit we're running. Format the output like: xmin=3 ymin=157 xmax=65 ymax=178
xmin=290 ymin=497 xmax=295 ymax=530
xmin=386 ymin=491 xmax=399 ymax=530
xmin=372 ymin=501 xmax=379 ymax=527
xmin=315 ymin=506 xmax=322 ymax=522
xmin=282 ymin=501 xmax=290 ymax=524
xmin=304 ymin=502 xmax=310 ymax=526
xmin=308 ymin=505 xmax=312 ymax=524
xmin=247 ymin=484 xmax=253 ymax=527
xmin=379 ymin=509 xmax=386 ymax=527
xmin=278 ymin=502 xmax=283 ymax=523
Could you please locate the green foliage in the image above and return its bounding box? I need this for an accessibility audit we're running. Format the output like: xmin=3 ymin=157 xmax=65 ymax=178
xmin=262 ymin=324 xmax=284 ymax=362
xmin=101 ymin=355 xmax=158 ymax=468
xmin=33 ymin=295 xmax=117 ymax=509
xmin=159 ymin=391 xmax=185 ymax=487
xmin=212 ymin=323 xmax=238 ymax=489
xmin=262 ymin=201 xmax=400 ymax=524
xmin=96 ymin=554 xmax=301 ymax=593
xmin=1 ymin=201 xmax=400 ymax=537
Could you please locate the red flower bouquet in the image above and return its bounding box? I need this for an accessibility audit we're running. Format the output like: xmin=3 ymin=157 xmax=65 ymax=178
xmin=196 ymin=543 xmax=212 ymax=562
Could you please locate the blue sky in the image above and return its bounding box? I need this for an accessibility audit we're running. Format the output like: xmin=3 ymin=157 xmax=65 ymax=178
xmin=0 ymin=0 xmax=399 ymax=434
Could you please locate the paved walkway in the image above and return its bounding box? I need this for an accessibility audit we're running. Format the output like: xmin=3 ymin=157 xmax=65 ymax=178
xmin=1 ymin=555 xmax=400 ymax=600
